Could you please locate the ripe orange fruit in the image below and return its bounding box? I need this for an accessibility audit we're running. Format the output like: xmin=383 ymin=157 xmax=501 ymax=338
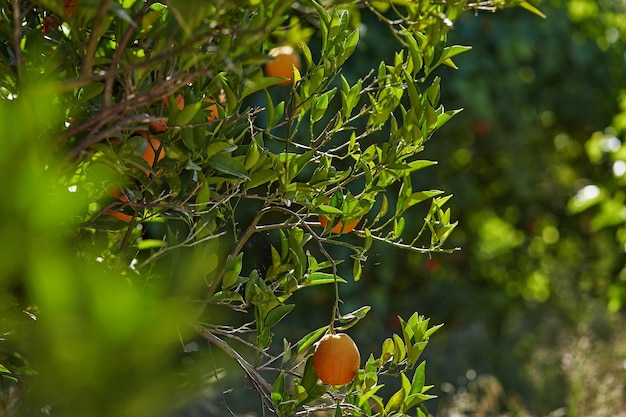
xmin=318 ymin=201 xmax=360 ymax=234
xmin=318 ymin=215 xmax=359 ymax=234
xmin=313 ymin=333 xmax=361 ymax=386
xmin=148 ymin=119 xmax=167 ymax=134
xmin=63 ymin=0 xmax=77 ymax=18
xmin=264 ymin=46 xmax=301 ymax=86
xmin=142 ymin=137 xmax=165 ymax=170
xmin=163 ymin=93 xmax=185 ymax=110
xmin=204 ymin=90 xmax=226 ymax=121
xmin=135 ymin=134 xmax=165 ymax=175
xmin=41 ymin=15 xmax=60 ymax=33
xmin=106 ymin=186 xmax=133 ymax=223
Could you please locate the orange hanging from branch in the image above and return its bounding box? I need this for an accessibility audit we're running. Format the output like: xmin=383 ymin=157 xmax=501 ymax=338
xmin=264 ymin=46 xmax=301 ymax=86
xmin=313 ymin=333 xmax=361 ymax=386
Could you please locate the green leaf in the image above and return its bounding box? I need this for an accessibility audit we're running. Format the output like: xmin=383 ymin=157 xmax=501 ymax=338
xmin=210 ymin=291 xmax=244 ymax=303
xmin=206 ymin=142 xmax=237 ymax=159
xmin=404 ymin=30 xmax=423 ymax=75
xmin=243 ymin=77 xmax=287 ymax=97
xmin=265 ymin=304 xmax=295 ymax=328
xmin=293 ymin=150 xmax=316 ymax=179
xmin=78 ymin=83 xmax=105 ymax=103
xmin=393 ymin=217 xmax=405 ymax=237
xmin=381 ymin=337 xmax=394 ymax=363
xmin=222 ymin=253 xmax=243 ymax=289
xmin=173 ymin=100 xmax=202 ymax=126
xmin=196 ymin=176 xmax=212 ymax=210
xmin=300 ymin=355 xmax=318 ymax=393
xmin=271 ymin=245 xmax=281 ymax=269
xmin=305 ymin=272 xmax=347 ymax=286
xmin=271 ymin=371 xmax=286 ymax=404
xmin=225 ymin=253 xmax=243 ymax=275
xmin=353 ymin=257 xmax=362 ymax=281
xmin=401 ymin=371 xmax=411 ymax=394
xmin=424 ymin=323 xmax=444 ymax=338
xmin=392 ymin=333 xmax=406 ymax=366
xmin=222 ymin=270 xmax=238 ymax=289
xmin=385 ymin=388 xmax=406 ymax=413
xmin=337 ymin=306 xmax=370 ymax=329
xmin=406 ymin=160 xmax=438 ymax=172
xmin=342 ymin=29 xmax=359 ymax=59
xmin=288 ymin=230 xmax=307 ymax=280
xmin=299 ymin=41 xmax=314 ymax=69
xmin=436 ymin=108 xmax=463 ymax=129
xmin=404 ymin=392 xmax=437 ymax=409
xmin=207 ymin=154 xmax=250 ymax=180
xmin=410 ymin=361 xmax=426 ymax=394
xmin=311 ymin=88 xmax=336 ymax=123
xmin=442 ymin=45 xmax=472 ymax=61
xmin=519 ymin=1 xmax=547 ymax=18
xmin=425 ymin=77 xmax=441 ymax=105
xmin=136 ymin=239 xmax=165 ymax=250
xmin=357 ymin=383 xmax=385 ymax=407
xmin=317 ymin=204 xmax=343 ymax=214
xmin=109 ymin=2 xmax=136 ymax=25
xmin=246 ymin=169 xmax=277 ymax=190
xmin=297 ymin=326 xmax=329 ymax=355
xmin=402 ymin=190 xmax=444 ymax=211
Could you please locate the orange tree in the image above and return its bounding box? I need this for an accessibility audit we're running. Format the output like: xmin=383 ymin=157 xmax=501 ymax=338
xmin=0 ymin=1 xmax=540 ymax=416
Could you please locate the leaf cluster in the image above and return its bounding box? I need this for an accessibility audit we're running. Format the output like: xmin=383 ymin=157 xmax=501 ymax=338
xmin=0 ymin=0 xmax=541 ymax=415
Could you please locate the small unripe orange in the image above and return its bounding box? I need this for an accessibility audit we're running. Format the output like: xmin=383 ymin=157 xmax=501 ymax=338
xmin=313 ymin=333 xmax=360 ymax=386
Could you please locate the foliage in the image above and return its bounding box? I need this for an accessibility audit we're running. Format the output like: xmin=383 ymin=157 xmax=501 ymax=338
xmin=0 ymin=0 xmax=540 ymax=416
xmin=343 ymin=1 xmax=626 ymax=415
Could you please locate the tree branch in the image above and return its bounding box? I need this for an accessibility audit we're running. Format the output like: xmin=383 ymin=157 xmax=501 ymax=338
xmin=11 ymin=0 xmax=23 ymax=85
xmin=81 ymin=0 xmax=112 ymax=78
xmin=199 ymin=328 xmax=275 ymax=412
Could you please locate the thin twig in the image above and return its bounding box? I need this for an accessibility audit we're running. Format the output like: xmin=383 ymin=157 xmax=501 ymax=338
xmin=199 ymin=328 xmax=276 ymax=413
xmin=103 ymin=1 xmax=153 ymax=107
xmin=11 ymin=0 xmax=23 ymax=84
xmin=202 ymin=205 xmax=274 ymax=303
xmin=81 ymin=0 xmax=111 ymax=78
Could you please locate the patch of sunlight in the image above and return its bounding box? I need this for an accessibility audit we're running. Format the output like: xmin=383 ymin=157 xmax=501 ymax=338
xmin=477 ymin=214 xmax=525 ymax=259
xmin=524 ymin=271 xmax=550 ymax=302
xmin=569 ymin=184 xmax=602 ymax=213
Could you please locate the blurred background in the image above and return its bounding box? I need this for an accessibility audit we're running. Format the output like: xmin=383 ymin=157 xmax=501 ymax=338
xmin=315 ymin=0 xmax=626 ymax=416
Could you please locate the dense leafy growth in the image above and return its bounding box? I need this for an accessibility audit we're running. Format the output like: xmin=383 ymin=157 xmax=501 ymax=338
xmin=5 ymin=1 xmax=621 ymax=417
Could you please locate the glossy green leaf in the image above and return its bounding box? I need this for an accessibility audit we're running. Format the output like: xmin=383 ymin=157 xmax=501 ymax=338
xmin=296 ymin=326 xmax=329 ymax=355
xmin=246 ymin=169 xmax=277 ymax=190
xmin=300 ymin=355 xmax=318 ymax=393
xmin=410 ymin=361 xmax=426 ymax=394
xmin=265 ymin=304 xmax=295 ymax=328
xmin=210 ymin=291 xmax=244 ymax=303
xmin=519 ymin=1 xmax=547 ymax=18
xmin=305 ymin=272 xmax=347 ymax=285
xmin=207 ymin=154 xmax=250 ymax=180
xmin=384 ymin=388 xmax=406 ymax=413
xmin=271 ymin=371 xmax=286 ymax=404
xmin=173 ymin=100 xmax=202 ymax=126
